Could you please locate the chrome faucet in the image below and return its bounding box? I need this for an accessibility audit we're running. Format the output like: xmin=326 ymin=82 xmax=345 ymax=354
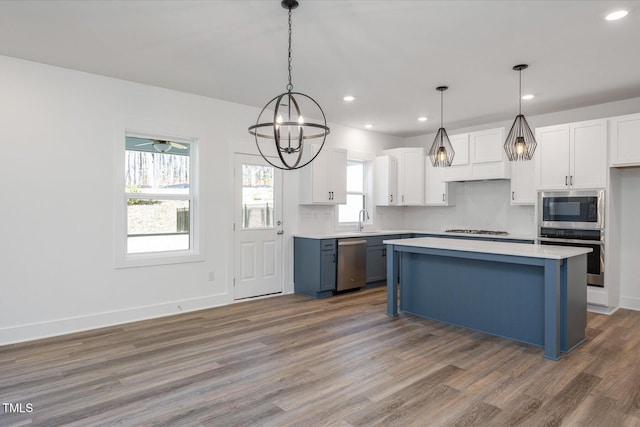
xmin=358 ymin=209 xmax=370 ymax=232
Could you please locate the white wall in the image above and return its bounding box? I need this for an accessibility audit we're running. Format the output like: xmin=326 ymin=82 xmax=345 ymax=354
xmin=618 ymin=167 xmax=640 ymax=310
xmin=0 ymin=55 xmax=395 ymax=345
xmin=400 ymin=180 xmax=536 ymax=235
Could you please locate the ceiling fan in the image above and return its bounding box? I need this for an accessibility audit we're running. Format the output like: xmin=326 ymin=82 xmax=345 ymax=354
xmin=135 ymin=139 xmax=188 ymax=153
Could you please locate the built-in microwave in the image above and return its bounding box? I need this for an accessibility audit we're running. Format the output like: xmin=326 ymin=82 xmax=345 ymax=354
xmin=538 ymin=190 xmax=604 ymax=229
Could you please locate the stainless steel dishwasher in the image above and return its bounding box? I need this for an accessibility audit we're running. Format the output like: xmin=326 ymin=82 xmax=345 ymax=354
xmin=336 ymin=239 xmax=367 ymax=292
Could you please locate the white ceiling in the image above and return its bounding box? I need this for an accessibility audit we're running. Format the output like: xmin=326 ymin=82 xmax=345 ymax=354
xmin=1 ymin=0 xmax=639 ymax=137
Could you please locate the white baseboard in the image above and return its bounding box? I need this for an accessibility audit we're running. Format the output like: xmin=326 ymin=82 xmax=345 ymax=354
xmin=0 ymin=294 xmax=228 ymax=346
xmin=620 ymin=296 xmax=640 ymax=311
xmin=587 ymin=304 xmax=619 ymax=315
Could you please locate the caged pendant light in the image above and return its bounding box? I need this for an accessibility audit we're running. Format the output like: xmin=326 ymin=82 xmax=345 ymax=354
xmin=504 ymin=64 xmax=537 ymax=161
xmin=429 ymin=86 xmax=455 ymax=167
xmin=248 ymin=0 xmax=330 ymax=170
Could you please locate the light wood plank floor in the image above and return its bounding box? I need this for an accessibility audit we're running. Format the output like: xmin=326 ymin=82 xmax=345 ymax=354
xmin=2 ymin=287 xmax=640 ymax=426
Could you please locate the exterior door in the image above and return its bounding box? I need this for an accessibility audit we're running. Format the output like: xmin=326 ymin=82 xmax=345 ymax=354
xmin=233 ymin=154 xmax=283 ymax=300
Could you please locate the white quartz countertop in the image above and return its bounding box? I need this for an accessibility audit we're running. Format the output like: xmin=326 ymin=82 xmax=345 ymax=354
xmin=383 ymin=236 xmax=592 ymax=260
xmin=293 ymin=229 xmax=536 ymax=241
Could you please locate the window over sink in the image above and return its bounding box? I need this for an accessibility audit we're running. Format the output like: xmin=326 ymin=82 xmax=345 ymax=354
xmin=338 ymin=159 xmax=370 ymax=225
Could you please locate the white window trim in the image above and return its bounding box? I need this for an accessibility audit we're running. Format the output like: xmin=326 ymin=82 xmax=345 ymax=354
xmin=114 ymin=116 xmax=206 ymax=268
xmin=336 ymin=151 xmax=375 ymax=230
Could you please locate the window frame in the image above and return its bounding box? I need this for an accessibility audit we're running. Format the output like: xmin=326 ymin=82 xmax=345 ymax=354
xmin=114 ymin=117 xmax=205 ymax=268
xmin=337 ymin=157 xmax=373 ymax=228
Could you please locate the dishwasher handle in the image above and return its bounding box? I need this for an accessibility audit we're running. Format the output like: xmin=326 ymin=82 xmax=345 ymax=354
xmin=338 ymin=239 xmax=367 ymax=246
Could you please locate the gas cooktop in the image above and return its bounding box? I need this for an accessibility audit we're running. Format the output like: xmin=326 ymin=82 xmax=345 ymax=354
xmin=445 ymin=229 xmax=510 ymax=236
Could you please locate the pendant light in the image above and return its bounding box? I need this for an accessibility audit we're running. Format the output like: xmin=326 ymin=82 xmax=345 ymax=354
xmin=504 ymin=64 xmax=537 ymax=161
xmin=248 ymin=0 xmax=330 ymax=170
xmin=429 ymin=86 xmax=455 ymax=167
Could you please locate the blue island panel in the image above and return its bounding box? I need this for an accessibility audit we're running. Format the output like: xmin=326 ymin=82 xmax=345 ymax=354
xmin=400 ymin=252 xmax=545 ymax=347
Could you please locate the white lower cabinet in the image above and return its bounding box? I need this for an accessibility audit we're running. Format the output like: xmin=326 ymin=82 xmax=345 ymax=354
xmin=610 ymin=113 xmax=640 ymax=167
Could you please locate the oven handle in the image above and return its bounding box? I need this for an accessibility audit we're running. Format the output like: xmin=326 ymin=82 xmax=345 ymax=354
xmin=538 ymin=237 xmax=603 ymax=245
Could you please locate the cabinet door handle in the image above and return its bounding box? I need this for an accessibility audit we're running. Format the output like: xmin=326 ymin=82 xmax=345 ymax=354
xmin=565 ymin=176 xmax=568 ymax=186
xmin=442 ymin=194 xmax=446 ymax=202
xmin=570 ymin=176 xmax=573 ymax=186
xmin=512 ymin=191 xmax=515 ymax=201
xmin=390 ymin=194 xmax=393 ymax=203
xmin=402 ymin=195 xmax=405 ymax=203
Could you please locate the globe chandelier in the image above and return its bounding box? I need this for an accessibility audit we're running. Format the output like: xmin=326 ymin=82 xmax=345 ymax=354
xmin=248 ymin=0 xmax=330 ymax=170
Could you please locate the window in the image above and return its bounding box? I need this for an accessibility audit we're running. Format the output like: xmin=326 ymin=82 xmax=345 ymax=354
xmin=124 ymin=136 xmax=193 ymax=254
xmin=338 ymin=159 xmax=367 ymax=223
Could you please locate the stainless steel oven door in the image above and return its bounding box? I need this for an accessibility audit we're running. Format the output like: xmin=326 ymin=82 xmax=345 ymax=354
xmin=538 ymin=237 xmax=604 ymax=287
xmin=538 ymin=190 xmax=604 ymax=230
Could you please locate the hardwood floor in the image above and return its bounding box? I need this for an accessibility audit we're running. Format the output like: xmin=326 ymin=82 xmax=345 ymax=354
xmin=2 ymin=287 xmax=640 ymax=426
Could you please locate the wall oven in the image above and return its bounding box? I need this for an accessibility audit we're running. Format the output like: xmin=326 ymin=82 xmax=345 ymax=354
xmin=539 ymin=189 xmax=604 ymax=229
xmin=538 ymin=228 xmax=604 ymax=287
xmin=538 ymin=190 xmax=605 ymax=287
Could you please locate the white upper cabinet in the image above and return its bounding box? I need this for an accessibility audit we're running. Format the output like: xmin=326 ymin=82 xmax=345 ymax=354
xmin=382 ymin=147 xmax=425 ymax=205
xmin=299 ymin=144 xmax=347 ymax=205
xmin=425 ymin=158 xmax=455 ymax=206
xmin=374 ymin=155 xmax=397 ymax=206
xmin=535 ymin=124 xmax=571 ymax=190
xmin=443 ymin=133 xmax=470 ymax=181
xmin=535 ymin=119 xmax=607 ymax=190
xmin=510 ymin=159 xmax=536 ymax=205
xmin=444 ymin=127 xmax=509 ymax=181
xmin=610 ymin=113 xmax=640 ymax=167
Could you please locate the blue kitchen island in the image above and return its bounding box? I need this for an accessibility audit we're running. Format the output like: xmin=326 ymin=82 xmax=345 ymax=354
xmin=383 ymin=237 xmax=592 ymax=360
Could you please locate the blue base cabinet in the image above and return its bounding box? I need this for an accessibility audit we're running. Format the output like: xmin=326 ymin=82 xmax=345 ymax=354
xmin=294 ymin=238 xmax=336 ymax=298
xmin=365 ymin=235 xmax=400 ymax=284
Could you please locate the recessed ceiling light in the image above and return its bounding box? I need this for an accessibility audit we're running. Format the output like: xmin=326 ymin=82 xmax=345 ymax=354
xmin=343 ymin=95 xmax=355 ymax=102
xmin=364 ymin=123 xmax=373 ymax=129
xmin=418 ymin=116 xmax=428 ymax=122
xmin=521 ymin=94 xmax=535 ymax=100
xmin=605 ymin=10 xmax=629 ymax=21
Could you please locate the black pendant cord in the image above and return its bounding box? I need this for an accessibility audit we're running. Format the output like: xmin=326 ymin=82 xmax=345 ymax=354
xmin=287 ymin=7 xmax=293 ymax=93
xmin=440 ymin=90 xmax=444 ymax=130
xmin=518 ymin=68 xmax=522 ymax=116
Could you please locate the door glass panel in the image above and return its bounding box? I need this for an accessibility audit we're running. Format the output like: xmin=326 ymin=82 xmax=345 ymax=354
xmin=242 ymin=164 xmax=275 ymax=229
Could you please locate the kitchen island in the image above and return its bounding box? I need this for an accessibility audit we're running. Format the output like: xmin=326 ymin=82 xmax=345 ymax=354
xmin=383 ymin=237 xmax=591 ymax=360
